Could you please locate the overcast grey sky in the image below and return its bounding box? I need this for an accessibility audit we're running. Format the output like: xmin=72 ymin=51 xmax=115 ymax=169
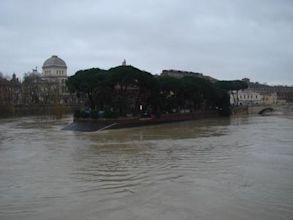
xmin=0 ymin=0 xmax=292 ymax=85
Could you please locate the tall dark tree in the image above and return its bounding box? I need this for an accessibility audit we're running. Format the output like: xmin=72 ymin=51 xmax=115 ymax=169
xmin=215 ymin=80 xmax=248 ymax=91
xmin=67 ymin=65 xmax=235 ymax=118
xmin=67 ymin=68 xmax=108 ymax=109
xmin=156 ymin=76 xmax=181 ymax=113
xmin=108 ymin=65 xmax=156 ymax=115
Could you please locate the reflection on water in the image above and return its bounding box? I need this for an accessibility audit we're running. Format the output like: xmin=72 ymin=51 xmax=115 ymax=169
xmin=0 ymin=115 xmax=293 ymax=220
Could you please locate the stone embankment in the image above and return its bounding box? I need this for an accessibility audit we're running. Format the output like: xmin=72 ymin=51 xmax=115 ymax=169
xmin=63 ymin=111 xmax=220 ymax=132
xmin=232 ymin=103 xmax=292 ymax=116
xmin=0 ymin=104 xmax=79 ymax=118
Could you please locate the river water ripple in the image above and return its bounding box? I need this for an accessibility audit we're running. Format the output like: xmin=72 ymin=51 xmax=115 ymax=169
xmin=0 ymin=115 xmax=293 ymax=219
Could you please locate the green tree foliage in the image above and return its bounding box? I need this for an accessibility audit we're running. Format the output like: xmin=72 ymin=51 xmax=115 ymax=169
xmin=156 ymin=76 xmax=181 ymax=113
xmin=67 ymin=68 xmax=108 ymax=109
xmin=214 ymin=80 xmax=248 ymax=115
xmin=67 ymin=65 xmax=234 ymax=117
xmin=215 ymin=80 xmax=248 ymax=91
xmin=108 ymin=65 xmax=156 ymax=115
xmin=156 ymin=76 xmax=229 ymax=114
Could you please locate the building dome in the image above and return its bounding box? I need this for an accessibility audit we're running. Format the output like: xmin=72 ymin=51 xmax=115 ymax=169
xmin=42 ymin=55 xmax=67 ymax=69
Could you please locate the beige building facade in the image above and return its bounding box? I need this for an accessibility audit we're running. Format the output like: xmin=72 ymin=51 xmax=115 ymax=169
xmin=42 ymin=55 xmax=68 ymax=96
xmin=230 ymin=89 xmax=278 ymax=106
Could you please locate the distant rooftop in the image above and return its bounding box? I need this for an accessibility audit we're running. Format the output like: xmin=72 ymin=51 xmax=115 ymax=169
xmin=161 ymin=69 xmax=217 ymax=82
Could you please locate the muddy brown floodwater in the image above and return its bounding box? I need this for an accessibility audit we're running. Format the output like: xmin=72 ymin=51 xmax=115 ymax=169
xmin=0 ymin=115 xmax=293 ymax=220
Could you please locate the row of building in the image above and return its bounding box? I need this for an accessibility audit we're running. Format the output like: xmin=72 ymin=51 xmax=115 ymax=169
xmin=160 ymin=70 xmax=293 ymax=106
xmin=229 ymin=78 xmax=293 ymax=106
xmin=230 ymin=89 xmax=278 ymax=106
xmin=1 ymin=58 xmax=292 ymax=115
xmin=0 ymin=55 xmax=77 ymax=109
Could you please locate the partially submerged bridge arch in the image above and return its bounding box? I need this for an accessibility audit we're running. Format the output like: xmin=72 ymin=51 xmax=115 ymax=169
xmin=258 ymin=107 xmax=274 ymax=115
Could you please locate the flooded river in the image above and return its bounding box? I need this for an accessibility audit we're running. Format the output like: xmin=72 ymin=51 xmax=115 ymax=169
xmin=0 ymin=115 xmax=293 ymax=220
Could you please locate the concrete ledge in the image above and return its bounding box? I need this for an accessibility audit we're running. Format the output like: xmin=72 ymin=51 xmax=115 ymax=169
xmin=64 ymin=111 xmax=221 ymax=132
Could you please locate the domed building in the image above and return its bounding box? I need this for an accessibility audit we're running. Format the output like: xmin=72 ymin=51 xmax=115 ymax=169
xmin=40 ymin=55 xmax=69 ymax=103
xmin=42 ymin=55 xmax=67 ymax=79
xmin=21 ymin=55 xmax=78 ymax=107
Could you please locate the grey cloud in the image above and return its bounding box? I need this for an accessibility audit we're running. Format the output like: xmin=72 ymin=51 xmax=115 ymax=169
xmin=0 ymin=0 xmax=292 ymax=85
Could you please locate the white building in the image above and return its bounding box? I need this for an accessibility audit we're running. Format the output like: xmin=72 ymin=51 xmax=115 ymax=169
xmin=230 ymin=89 xmax=263 ymax=106
xmin=42 ymin=55 xmax=68 ymax=95
xmin=230 ymin=88 xmax=278 ymax=106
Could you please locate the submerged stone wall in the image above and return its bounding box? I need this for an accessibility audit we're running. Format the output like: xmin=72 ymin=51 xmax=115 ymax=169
xmin=0 ymin=104 xmax=80 ymax=118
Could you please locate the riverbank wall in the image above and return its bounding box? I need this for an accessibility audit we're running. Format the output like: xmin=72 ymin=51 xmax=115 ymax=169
xmin=231 ymin=106 xmax=248 ymax=116
xmin=63 ymin=111 xmax=222 ymax=132
xmin=232 ymin=103 xmax=293 ymax=116
xmin=0 ymin=104 xmax=80 ymax=118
